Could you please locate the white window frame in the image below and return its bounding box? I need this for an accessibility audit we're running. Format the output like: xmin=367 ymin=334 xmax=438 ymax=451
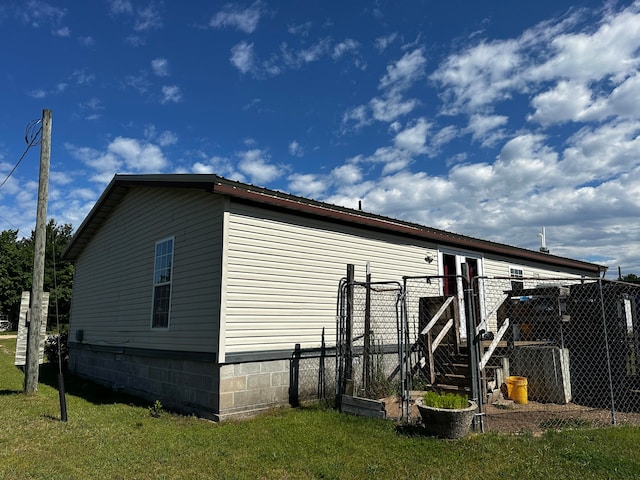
xmin=151 ymin=236 xmax=174 ymax=329
xmin=509 ymin=266 xmax=524 ymax=292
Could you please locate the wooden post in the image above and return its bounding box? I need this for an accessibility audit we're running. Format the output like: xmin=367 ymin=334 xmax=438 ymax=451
xmin=24 ymin=109 xmax=51 ymax=394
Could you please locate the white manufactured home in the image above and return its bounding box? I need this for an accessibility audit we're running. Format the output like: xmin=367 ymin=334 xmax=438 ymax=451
xmin=63 ymin=174 xmax=604 ymax=420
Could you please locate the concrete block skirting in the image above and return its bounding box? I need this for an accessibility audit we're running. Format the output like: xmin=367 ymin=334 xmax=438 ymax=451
xmin=218 ymin=359 xmax=291 ymax=421
xmin=69 ymin=344 xmax=220 ymax=419
xmin=69 ymin=344 xmax=335 ymax=421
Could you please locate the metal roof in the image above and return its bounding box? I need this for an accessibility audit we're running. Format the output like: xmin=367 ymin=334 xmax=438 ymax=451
xmin=62 ymin=173 xmax=606 ymax=276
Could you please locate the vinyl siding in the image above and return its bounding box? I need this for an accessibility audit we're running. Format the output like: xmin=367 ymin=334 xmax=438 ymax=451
xmin=69 ymin=188 xmax=224 ymax=352
xmin=223 ymin=202 xmax=439 ymax=354
xmin=483 ymin=255 xmax=589 ymax=279
xmin=479 ymin=254 xmax=588 ymax=332
xmin=223 ymin=203 xmax=597 ymax=355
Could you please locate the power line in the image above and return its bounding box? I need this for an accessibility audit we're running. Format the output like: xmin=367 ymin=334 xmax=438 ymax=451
xmin=0 ymin=119 xmax=43 ymax=190
xmin=0 ymin=213 xmax=18 ymax=229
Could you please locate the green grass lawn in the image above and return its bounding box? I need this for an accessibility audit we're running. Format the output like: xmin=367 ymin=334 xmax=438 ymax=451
xmin=1 ymin=338 xmax=640 ymax=479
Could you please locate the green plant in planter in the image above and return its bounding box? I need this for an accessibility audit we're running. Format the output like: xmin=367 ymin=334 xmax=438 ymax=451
xmin=421 ymin=391 xmax=468 ymax=410
xmin=417 ymin=391 xmax=477 ymax=439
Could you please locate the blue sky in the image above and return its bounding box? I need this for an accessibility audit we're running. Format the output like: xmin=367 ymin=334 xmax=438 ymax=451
xmin=1 ymin=0 xmax=639 ymax=274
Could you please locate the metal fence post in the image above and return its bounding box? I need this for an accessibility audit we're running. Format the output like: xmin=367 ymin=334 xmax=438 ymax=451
xmin=462 ymin=264 xmax=483 ymax=432
xmin=289 ymin=343 xmax=301 ymax=407
xmin=344 ymin=264 xmax=355 ymax=396
xmin=598 ymin=279 xmax=617 ymax=424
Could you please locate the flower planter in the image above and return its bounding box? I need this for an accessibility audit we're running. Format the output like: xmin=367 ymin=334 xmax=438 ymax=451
xmin=416 ymin=400 xmax=477 ymax=439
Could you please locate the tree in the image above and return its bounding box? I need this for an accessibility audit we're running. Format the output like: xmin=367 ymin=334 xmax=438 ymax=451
xmin=0 ymin=220 xmax=74 ymax=328
xmin=621 ymin=273 xmax=640 ymax=284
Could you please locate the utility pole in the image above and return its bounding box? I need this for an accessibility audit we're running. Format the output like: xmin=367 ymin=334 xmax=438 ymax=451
xmin=24 ymin=109 xmax=51 ymax=394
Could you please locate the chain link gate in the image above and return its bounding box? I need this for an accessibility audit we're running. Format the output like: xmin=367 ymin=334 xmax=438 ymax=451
xmin=335 ymin=266 xmax=404 ymax=414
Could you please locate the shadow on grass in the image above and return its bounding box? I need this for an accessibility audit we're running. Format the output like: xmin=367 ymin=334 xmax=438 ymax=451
xmin=395 ymin=423 xmax=434 ymax=438
xmin=38 ymin=363 xmax=149 ymax=408
xmin=0 ymin=389 xmax=22 ymax=396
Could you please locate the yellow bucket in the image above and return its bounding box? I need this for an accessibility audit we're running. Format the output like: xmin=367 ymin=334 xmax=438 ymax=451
xmin=506 ymin=376 xmax=528 ymax=404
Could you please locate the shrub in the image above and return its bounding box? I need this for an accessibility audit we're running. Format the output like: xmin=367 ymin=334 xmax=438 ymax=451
xmin=44 ymin=331 xmax=69 ymax=368
xmin=422 ymin=391 xmax=468 ymax=409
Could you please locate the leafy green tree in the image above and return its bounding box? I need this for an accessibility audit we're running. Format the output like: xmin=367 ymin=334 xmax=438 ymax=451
xmin=0 ymin=220 xmax=74 ymax=328
xmin=0 ymin=229 xmax=27 ymax=319
xmin=621 ymin=273 xmax=640 ymax=284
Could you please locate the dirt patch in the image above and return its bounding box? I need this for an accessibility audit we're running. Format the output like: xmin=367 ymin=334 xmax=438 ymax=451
xmin=379 ymin=393 xmax=640 ymax=435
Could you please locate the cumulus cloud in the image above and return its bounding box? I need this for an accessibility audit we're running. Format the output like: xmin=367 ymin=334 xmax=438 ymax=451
xmin=237 ymin=149 xmax=282 ymax=184
xmin=65 ymin=137 xmax=169 ymax=183
xmin=287 ymin=173 xmax=327 ymax=198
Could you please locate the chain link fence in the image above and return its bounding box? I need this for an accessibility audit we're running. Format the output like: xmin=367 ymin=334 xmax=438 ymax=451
xmin=479 ymin=277 xmax=640 ymax=433
xmin=337 ymin=279 xmax=404 ymax=400
xmin=333 ymin=270 xmax=640 ymax=433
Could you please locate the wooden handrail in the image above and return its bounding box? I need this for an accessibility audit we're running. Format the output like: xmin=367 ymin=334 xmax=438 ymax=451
xmin=479 ymin=318 xmax=510 ymax=370
xmin=420 ymin=295 xmax=455 ymax=335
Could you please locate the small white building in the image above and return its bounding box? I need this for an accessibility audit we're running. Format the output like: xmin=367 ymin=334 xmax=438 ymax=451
xmin=63 ymin=174 xmax=604 ymax=420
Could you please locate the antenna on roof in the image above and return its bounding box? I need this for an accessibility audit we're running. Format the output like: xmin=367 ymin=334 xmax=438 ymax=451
xmin=539 ymin=227 xmax=549 ymax=254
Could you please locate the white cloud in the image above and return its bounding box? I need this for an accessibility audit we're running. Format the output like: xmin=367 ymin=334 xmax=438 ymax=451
xmin=394 ymin=118 xmax=430 ymax=154
xmin=54 ymin=26 xmax=70 ymax=37
xmin=331 ymin=164 xmax=362 ymax=185
xmin=527 ymin=6 xmax=640 ymax=84
xmin=280 ymin=38 xmax=332 ymax=69
xmin=370 ymin=94 xmax=418 ymax=122
xmin=157 ymin=131 xmax=178 ymax=146
xmin=287 ymin=173 xmax=327 ymax=198
xmin=79 ymin=97 xmax=104 ymax=120
xmin=375 ymin=33 xmax=398 ymax=52
xmin=288 ymin=141 xmax=303 ymax=157
xmin=287 ymin=21 xmax=312 ymax=36
xmin=379 ymin=48 xmax=427 ymax=94
xmin=78 ymin=36 xmax=95 ymax=46
xmin=72 ymin=69 xmax=95 ymax=85
xmin=608 ymin=73 xmax=640 ymax=119
xmin=189 ymin=154 xmax=244 ymax=181
xmin=210 ymin=1 xmax=265 ymax=34
xmin=431 ymin=39 xmax=522 ymax=114
xmin=109 ymin=0 xmax=133 ymax=15
xmin=341 ymin=105 xmax=371 ymax=131
xmin=27 ymin=89 xmax=47 ymax=99
xmin=21 ymin=0 xmax=67 ymax=34
xmin=108 ymin=137 xmax=168 ymax=171
xmin=134 ymin=4 xmax=163 ymax=32
xmin=237 ymin=149 xmax=281 ymax=185
xmin=66 ymin=137 xmax=169 ymax=183
xmin=230 ymin=41 xmax=255 ymax=74
xmin=332 ymin=39 xmax=359 ymax=59
xmin=466 ymin=114 xmax=508 ymax=145
xmin=151 ymin=58 xmax=169 ymax=77
xmin=124 ymin=73 xmax=150 ymax=94
xmin=160 ymin=85 xmax=182 ymax=104
xmin=342 ymin=49 xmax=426 ymax=130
